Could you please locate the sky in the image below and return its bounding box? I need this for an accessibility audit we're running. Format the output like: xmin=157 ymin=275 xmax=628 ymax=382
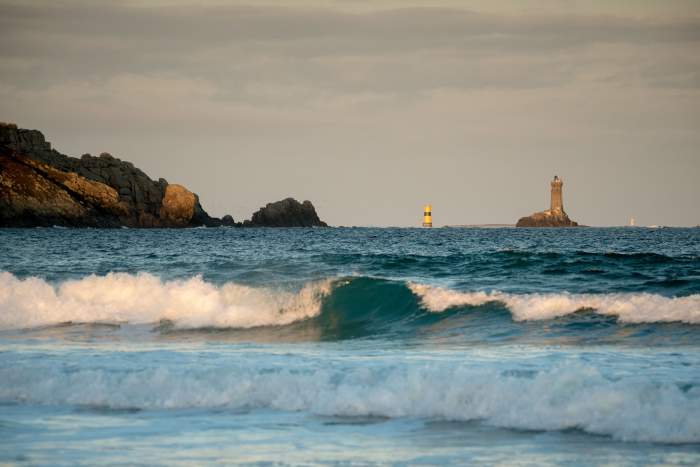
xmin=1 ymin=0 xmax=699 ymax=226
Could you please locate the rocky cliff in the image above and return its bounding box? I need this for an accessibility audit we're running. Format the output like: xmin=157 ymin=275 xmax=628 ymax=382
xmin=245 ymin=198 xmax=328 ymax=227
xmin=0 ymin=123 xmax=331 ymax=228
xmin=0 ymin=123 xmax=225 ymax=227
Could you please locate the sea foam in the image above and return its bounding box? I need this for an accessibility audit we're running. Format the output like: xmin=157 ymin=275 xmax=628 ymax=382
xmin=0 ymin=271 xmax=331 ymax=330
xmin=0 ymin=357 xmax=698 ymax=443
xmin=409 ymin=283 xmax=700 ymax=323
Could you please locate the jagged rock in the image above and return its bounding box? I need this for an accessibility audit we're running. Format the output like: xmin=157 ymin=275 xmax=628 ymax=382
xmin=245 ymin=198 xmax=327 ymax=227
xmin=0 ymin=122 xmax=220 ymax=228
xmin=516 ymin=175 xmax=580 ymax=227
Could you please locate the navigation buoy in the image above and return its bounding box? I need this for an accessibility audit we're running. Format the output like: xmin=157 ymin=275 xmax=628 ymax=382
xmin=423 ymin=204 xmax=432 ymax=228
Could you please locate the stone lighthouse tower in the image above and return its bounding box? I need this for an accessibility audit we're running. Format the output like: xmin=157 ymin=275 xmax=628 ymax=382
xmin=515 ymin=174 xmax=579 ymax=227
xmin=550 ymin=175 xmax=564 ymax=213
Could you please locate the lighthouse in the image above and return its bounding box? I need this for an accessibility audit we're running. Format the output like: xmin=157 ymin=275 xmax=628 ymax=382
xmin=550 ymin=175 xmax=564 ymax=213
xmin=422 ymin=204 xmax=432 ymax=227
xmin=515 ymin=174 xmax=579 ymax=227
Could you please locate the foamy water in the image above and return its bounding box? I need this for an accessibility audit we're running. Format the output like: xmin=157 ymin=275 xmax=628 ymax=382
xmin=409 ymin=283 xmax=700 ymax=323
xmin=0 ymin=271 xmax=332 ymax=330
xmin=1 ymin=351 xmax=698 ymax=443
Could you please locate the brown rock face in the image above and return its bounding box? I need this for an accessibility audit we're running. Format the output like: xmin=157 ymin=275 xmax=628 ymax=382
xmin=0 ymin=153 xmax=129 ymax=227
xmin=0 ymin=155 xmax=87 ymax=225
xmin=0 ymin=123 xmax=221 ymax=228
xmin=160 ymin=184 xmax=196 ymax=227
xmin=21 ymin=156 xmax=129 ymax=217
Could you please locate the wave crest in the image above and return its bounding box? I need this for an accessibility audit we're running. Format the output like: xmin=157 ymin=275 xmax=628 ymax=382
xmin=2 ymin=272 xmax=699 ymax=331
xmin=409 ymin=283 xmax=700 ymax=323
xmin=0 ymin=272 xmax=332 ymax=330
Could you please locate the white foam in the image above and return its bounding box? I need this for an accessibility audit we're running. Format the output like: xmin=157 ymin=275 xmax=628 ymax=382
xmin=0 ymin=359 xmax=697 ymax=443
xmin=408 ymin=283 xmax=700 ymax=323
xmin=0 ymin=271 xmax=332 ymax=330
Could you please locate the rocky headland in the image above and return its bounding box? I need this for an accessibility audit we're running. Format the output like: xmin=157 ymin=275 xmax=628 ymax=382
xmin=0 ymin=123 xmax=327 ymax=228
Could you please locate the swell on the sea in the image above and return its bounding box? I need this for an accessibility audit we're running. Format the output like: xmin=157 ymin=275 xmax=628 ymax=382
xmin=0 ymin=271 xmax=698 ymax=331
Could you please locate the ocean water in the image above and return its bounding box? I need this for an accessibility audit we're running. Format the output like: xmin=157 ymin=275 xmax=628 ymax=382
xmin=0 ymin=227 xmax=699 ymax=466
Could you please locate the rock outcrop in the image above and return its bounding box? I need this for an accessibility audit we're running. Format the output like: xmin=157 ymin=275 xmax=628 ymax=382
xmin=516 ymin=175 xmax=579 ymax=227
xmin=221 ymin=214 xmax=236 ymax=226
xmin=0 ymin=123 xmax=332 ymax=229
xmin=245 ymin=198 xmax=327 ymax=227
xmin=0 ymin=123 xmax=226 ymax=227
xmin=160 ymin=184 xmax=197 ymax=226
xmin=516 ymin=210 xmax=578 ymax=227
xmin=0 ymin=154 xmax=120 ymax=227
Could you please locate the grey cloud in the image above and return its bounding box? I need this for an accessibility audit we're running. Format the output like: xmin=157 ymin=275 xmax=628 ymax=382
xmin=1 ymin=1 xmax=700 ymax=97
xmin=3 ymin=3 xmax=699 ymax=44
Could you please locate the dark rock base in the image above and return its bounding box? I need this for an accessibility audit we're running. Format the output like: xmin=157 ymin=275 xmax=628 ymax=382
xmin=516 ymin=209 xmax=579 ymax=227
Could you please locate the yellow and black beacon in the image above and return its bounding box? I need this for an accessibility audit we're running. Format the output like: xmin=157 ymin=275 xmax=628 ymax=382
xmin=422 ymin=204 xmax=432 ymax=228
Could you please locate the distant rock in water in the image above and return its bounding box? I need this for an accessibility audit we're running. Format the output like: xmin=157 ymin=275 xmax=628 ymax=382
xmin=516 ymin=175 xmax=580 ymax=227
xmin=220 ymin=214 xmax=236 ymax=227
xmin=516 ymin=210 xmax=578 ymax=228
xmin=245 ymin=198 xmax=328 ymax=227
xmin=0 ymin=122 xmax=220 ymax=227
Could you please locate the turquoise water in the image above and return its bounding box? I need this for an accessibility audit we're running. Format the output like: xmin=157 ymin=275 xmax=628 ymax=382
xmin=1 ymin=227 xmax=699 ymax=465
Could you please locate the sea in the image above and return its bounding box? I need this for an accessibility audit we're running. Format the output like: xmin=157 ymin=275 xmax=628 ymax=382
xmin=0 ymin=227 xmax=699 ymax=466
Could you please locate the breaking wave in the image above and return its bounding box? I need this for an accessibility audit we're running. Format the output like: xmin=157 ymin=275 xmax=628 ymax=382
xmin=0 ymin=271 xmax=332 ymax=330
xmin=409 ymin=283 xmax=700 ymax=324
xmin=1 ymin=272 xmax=699 ymax=333
xmin=0 ymin=358 xmax=698 ymax=443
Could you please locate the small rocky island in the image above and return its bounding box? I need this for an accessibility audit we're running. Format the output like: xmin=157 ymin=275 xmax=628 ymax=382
xmin=0 ymin=123 xmax=327 ymax=228
xmin=245 ymin=198 xmax=327 ymax=227
xmin=516 ymin=175 xmax=579 ymax=227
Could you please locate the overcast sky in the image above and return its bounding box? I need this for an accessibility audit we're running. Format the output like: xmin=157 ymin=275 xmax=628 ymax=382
xmin=2 ymin=0 xmax=699 ymax=226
